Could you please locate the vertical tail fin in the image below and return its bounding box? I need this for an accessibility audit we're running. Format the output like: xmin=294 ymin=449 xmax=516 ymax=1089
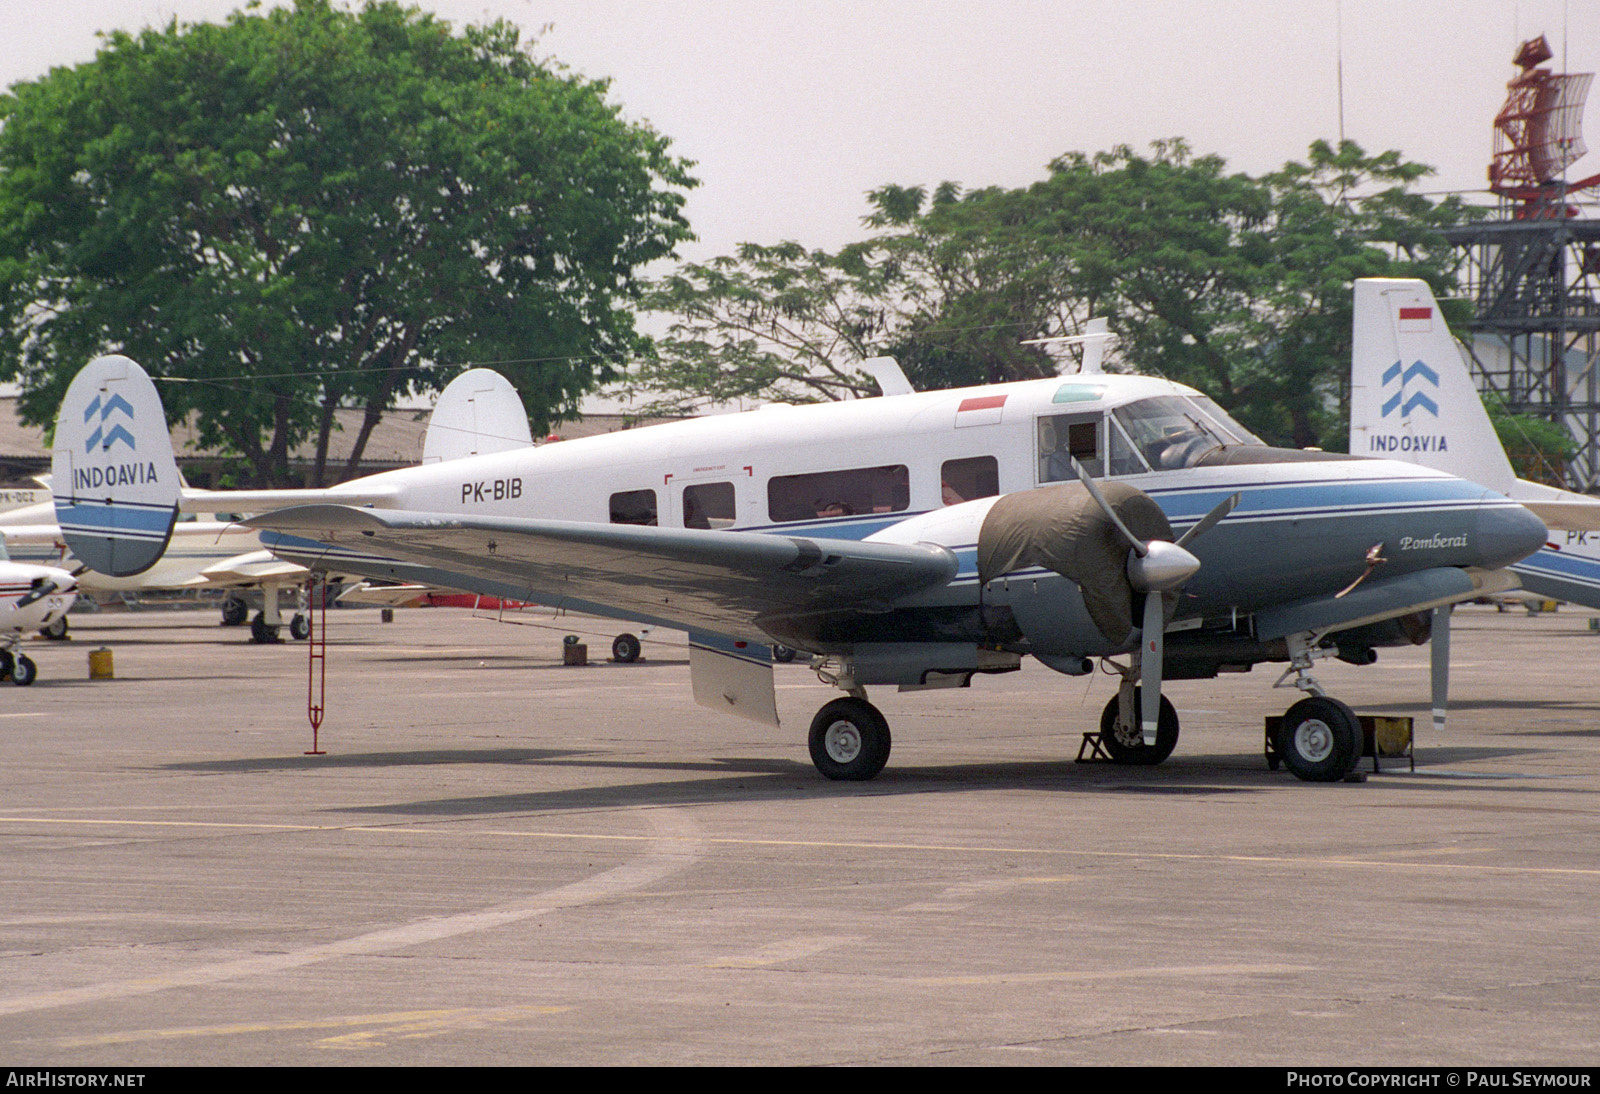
xmin=50 ymin=355 xmax=181 ymax=576
xmin=420 ymin=369 xmax=534 ymax=464
xmin=1349 ymin=278 xmax=1516 ymax=492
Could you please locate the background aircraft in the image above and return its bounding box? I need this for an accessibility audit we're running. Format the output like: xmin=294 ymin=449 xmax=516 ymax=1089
xmin=1349 ymin=277 xmax=1600 ymax=610
xmin=54 ymin=339 xmax=1546 ymax=783
xmin=0 ymin=552 xmax=75 ymax=684
xmin=8 ymin=367 xmax=533 ymax=641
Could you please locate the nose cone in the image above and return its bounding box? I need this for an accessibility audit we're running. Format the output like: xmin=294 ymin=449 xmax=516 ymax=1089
xmin=1127 ymin=539 xmax=1201 ymax=592
xmin=1475 ymin=497 xmax=1549 ymax=570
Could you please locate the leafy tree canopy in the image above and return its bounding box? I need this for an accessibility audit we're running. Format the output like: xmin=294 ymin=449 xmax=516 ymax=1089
xmin=636 ymin=139 xmax=1463 ymax=450
xmin=0 ymin=0 xmax=695 ymax=484
xmin=1491 ymin=407 xmax=1578 ymax=487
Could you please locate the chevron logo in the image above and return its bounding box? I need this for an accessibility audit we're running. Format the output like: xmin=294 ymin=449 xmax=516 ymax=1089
xmin=1379 ymin=359 xmax=1439 ymax=418
xmin=84 ymin=391 xmax=138 ymax=452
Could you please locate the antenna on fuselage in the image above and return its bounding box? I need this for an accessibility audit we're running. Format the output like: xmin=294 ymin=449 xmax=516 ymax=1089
xmin=858 ymin=356 xmax=915 ymax=396
xmin=1022 ymin=318 xmax=1118 ymax=375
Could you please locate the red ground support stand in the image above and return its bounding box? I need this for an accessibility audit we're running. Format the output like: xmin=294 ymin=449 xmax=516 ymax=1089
xmin=305 ymin=577 xmax=327 ymax=755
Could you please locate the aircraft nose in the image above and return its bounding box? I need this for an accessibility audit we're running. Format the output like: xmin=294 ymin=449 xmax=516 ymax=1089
xmin=1475 ymin=496 xmax=1549 ymax=570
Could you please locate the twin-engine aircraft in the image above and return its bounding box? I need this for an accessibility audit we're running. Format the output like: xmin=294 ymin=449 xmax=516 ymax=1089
xmin=1349 ymin=277 xmax=1600 ymax=609
xmin=53 ymin=328 xmax=1547 ymax=782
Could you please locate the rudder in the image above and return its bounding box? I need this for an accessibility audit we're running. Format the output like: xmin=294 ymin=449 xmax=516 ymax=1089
xmin=50 ymin=355 xmax=181 ymax=576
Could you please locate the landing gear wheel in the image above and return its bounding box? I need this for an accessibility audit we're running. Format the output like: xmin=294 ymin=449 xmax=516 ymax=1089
xmin=41 ymin=617 xmax=68 ymax=640
xmin=1277 ymin=696 xmax=1362 ymax=782
xmin=11 ymin=655 xmax=36 ymax=687
xmin=249 ymin=613 xmax=281 ymax=644
xmin=289 ymin=614 xmax=310 ymax=641
xmin=771 ymin=644 xmax=797 ymax=663
xmin=1098 ymin=690 xmax=1180 ymax=765
xmin=0 ymin=650 xmax=14 ymax=680
xmin=808 ymin=698 xmax=891 ymax=781
xmin=221 ymin=596 xmax=249 ymax=627
xmin=611 ymin=633 xmax=641 ymax=663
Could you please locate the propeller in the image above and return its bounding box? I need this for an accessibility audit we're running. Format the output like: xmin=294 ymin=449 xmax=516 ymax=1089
xmin=1070 ymin=458 xmax=1239 ymax=743
xmin=16 ymin=575 xmax=74 ymax=608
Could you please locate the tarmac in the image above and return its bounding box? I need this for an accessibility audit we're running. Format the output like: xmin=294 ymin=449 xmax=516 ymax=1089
xmin=0 ymin=601 xmax=1596 ymax=1066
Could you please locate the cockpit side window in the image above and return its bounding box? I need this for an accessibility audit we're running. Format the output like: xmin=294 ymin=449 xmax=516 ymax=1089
xmin=1185 ymin=394 xmax=1261 ymax=445
xmin=1113 ymin=396 xmax=1228 ymax=471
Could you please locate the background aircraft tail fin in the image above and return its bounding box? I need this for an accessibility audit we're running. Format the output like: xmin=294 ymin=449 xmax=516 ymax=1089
xmin=1349 ymin=278 xmax=1517 ymax=493
xmin=421 ymin=369 xmax=534 ymax=464
xmin=50 ymin=355 xmax=181 ymax=576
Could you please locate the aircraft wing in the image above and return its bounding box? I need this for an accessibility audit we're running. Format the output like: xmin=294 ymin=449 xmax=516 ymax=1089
xmin=196 ymin=550 xmax=310 ymax=586
xmin=246 ymin=505 xmax=960 ymax=642
xmin=1508 ymin=480 xmax=1600 ymax=532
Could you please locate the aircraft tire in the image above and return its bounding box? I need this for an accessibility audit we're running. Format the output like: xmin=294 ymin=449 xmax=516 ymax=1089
xmin=11 ymin=655 xmax=36 ymax=687
xmin=611 ymin=633 xmax=641 ymax=663
xmin=221 ymin=596 xmax=249 ymax=627
xmin=249 ymin=613 xmax=280 ymax=644
xmin=41 ymin=617 xmax=69 ymax=640
xmin=1098 ymin=690 xmax=1179 ymax=765
xmin=1277 ymin=696 xmax=1362 ymax=782
xmin=289 ymin=614 xmax=310 ymax=641
xmin=0 ymin=650 xmax=14 ymax=680
xmin=808 ymin=698 xmax=891 ymax=781
xmin=771 ymin=644 xmax=797 ymax=663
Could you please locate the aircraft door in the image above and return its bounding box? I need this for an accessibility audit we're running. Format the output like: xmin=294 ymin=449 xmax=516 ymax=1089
xmin=669 ymin=476 xmax=741 ymax=529
xmin=1037 ymin=412 xmax=1104 ymax=482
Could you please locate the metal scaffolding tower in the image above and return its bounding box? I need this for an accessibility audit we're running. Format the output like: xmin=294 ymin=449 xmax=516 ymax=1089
xmin=1447 ymin=35 xmax=1600 ymax=491
xmin=1446 ymin=216 xmax=1600 ymax=489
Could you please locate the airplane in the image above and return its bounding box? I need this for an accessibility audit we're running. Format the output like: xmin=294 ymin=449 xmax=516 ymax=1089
xmin=1349 ymin=277 xmax=1600 ymax=610
xmin=6 ymin=367 xmax=533 ymax=641
xmin=51 ymin=330 xmax=1548 ymax=783
xmin=0 ymin=546 xmax=76 ymax=684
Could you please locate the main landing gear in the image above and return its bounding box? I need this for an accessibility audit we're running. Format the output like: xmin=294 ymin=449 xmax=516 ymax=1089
xmin=1268 ymin=634 xmax=1363 ymax=782
xmin=808 ymin=697 xmax=892 ymax=781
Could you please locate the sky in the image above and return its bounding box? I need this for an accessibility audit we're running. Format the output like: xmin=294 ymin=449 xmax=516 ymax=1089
xmin=2 ymin=0 xmax=1598 ymax=267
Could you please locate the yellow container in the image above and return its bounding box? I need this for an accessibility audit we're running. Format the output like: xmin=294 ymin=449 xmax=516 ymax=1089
xmin=88 ymin=647 xmax=114 ymax=680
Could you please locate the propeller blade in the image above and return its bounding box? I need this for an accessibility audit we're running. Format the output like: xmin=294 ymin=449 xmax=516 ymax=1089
xmin=1431 ymin=604 xmax=1451 ymax=732
xmin=1140 ymin=591 xmax=1165 ymax=745
xmin=1175 ymin=492 xmax=1241 ymax=549
xmin=15 ymin=580 xmax=58 ymax=608
xmin=1069 ymin=456 xmax=1146 ymax=557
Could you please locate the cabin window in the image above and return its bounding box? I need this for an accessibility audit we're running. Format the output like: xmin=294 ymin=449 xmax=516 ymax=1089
xmin=767 ymin=465 xmax=910 ymax=523
xmin=682 ymin=482 xmax=736 ymax=529
xmin=1038 ymin=413 xmax=1103 ymax=481
xmin=940 ymin=456 xmax=999 ymax=506
xmin=609 ymin=488 xmax=658 ymax=526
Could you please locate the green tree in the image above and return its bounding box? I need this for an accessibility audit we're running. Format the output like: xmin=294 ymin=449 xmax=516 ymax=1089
xmin=640 ymin=139 xmax=1462 ymax=451
xmin=1490 ymin=408 xmax=1578 ymax=486
xmin=0 ymin=0 xmax=694 ymax=485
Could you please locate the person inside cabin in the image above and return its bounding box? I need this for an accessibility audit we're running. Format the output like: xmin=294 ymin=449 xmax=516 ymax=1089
xmin=816 ymin=500 xmax=853 ymax=518
xmin=941 ymin=480 xmax=965 ymax=506
xmin=683 ymin=494 xmax=709 ymax=529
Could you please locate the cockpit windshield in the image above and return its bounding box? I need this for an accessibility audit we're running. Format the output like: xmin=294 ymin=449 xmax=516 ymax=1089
xmin=1112 ymin=395 xmax=1247 ymax=471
